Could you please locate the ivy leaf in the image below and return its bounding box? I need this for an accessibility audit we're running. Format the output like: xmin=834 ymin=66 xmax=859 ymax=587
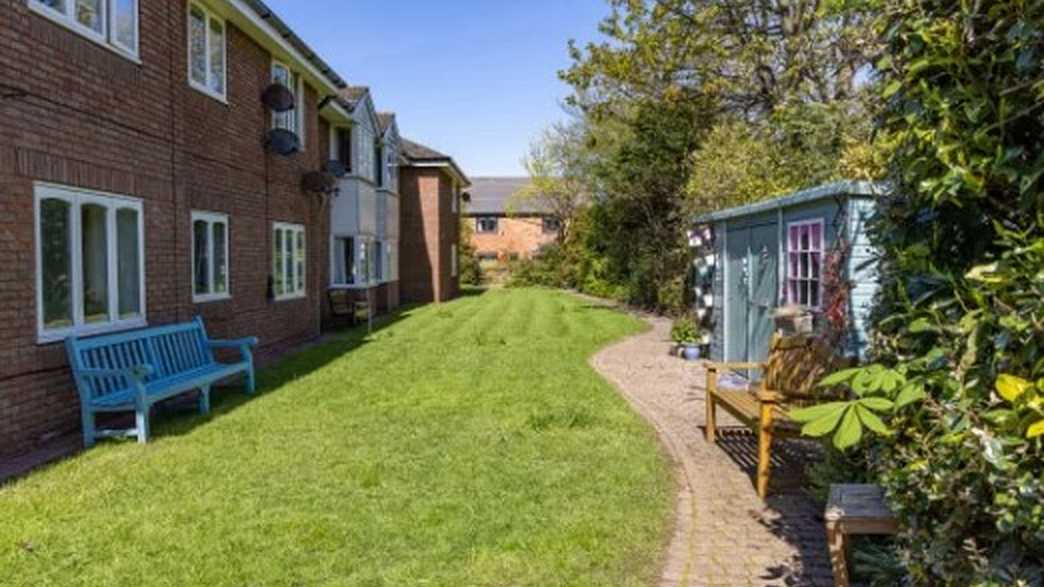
xmin=856 ymin=405 xmax=891 ymax=436
xmin=834 ymin=407 xmax=863 ymax=450
xmin=909 ymin=317 xmax=934 ymax=333
xmin=896 ymin=382 xmax=927 ymax=408
xmin=996 ymin=374 xmax=1033 ymax=403
xmin=1028 ymin=420 xmax=1044 ymax=439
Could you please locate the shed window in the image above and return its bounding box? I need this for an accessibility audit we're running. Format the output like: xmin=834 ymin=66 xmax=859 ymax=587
xmin=786 ymin=219 xmax=824 ymax=308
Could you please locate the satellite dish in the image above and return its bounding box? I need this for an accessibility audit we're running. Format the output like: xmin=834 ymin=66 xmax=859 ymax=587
xmin=324 ymin=160 xmax=348 ymax=178
xmin=261 ymin=83 xmax=295 ymax=112
xmin=302 ymin=171 xmax=338 ymax=194
xmin=265 ymin=129 xmax=300 ymax=156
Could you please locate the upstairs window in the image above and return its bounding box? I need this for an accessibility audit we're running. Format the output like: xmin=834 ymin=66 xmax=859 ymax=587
xmin=355 ymin=127 xmax=374 ymax=181
xmin=273 ymin=222 xmax=305 ymax=300
xmin=331 ymin=127 xmax=352 ymax=172
xmin=272 ymin=62 xmax=304 ymax=142
xmin=191 ymin=211 xmax=229 ymax=302
xmin=375 ymin=143 xmax=384 ymax=188
xmin=188 ymin=3 xmax=226 ymax=101
xmin=30 ymin=0 xmax=139 ymax=59
xmin=476 ymin=217 xmax=498 ymax=234
xmin=35 ymin=184 xmax=145 ymax=343
xmin=786 ymin=219 xmax=824 ymax=309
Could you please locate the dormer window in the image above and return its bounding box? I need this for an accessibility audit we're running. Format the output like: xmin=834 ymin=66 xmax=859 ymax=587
xmin=272 ymin=61 xmax=304 ymax=143
xmin=29 ymin=0 xmax=139 ymax=59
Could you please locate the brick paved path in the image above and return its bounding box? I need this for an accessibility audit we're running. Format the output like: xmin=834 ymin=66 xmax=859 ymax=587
xmin=591 ymin=314 xmax=834 ymax=587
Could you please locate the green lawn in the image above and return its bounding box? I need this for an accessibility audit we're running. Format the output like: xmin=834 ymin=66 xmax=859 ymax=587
xmin=1 ymin=288 xmax=672 ymax=587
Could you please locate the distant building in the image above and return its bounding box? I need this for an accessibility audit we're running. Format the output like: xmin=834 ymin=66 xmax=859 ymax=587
xmin=466 ymin=177 xmax=560 ymax=262
xmin=399 ymin=139 xmax=471 ymax=303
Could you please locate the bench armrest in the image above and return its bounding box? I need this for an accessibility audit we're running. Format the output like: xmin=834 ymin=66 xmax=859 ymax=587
xmin=208 ymin=337 xmax=258 ymax=349
xmin=78 ymin=365 xmax=154 ymax=381
xmin=757 ymin=389 xmax=781 ymax=403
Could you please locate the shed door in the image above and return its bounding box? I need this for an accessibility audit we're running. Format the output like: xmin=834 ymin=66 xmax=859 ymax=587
xmin=724 ymin=224 xmax=779 ymax=364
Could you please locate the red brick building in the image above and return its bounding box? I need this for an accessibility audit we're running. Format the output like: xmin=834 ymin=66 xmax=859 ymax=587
xmin=466 ymin=177 xmax=560 ymax=262
xmin=0 ymin=0 xmax=462 ymax=460
xmin=399 ymin=139 xmax=470 ymax=304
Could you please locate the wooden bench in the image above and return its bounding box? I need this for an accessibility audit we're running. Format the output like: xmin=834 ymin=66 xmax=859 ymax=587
xmin=825 ymin=484 xmax=899 ymax=587
xmin=65 ymin=317 xmax=258 ymax=446
xmin=705 ymin=333 xmax=851 ymax=498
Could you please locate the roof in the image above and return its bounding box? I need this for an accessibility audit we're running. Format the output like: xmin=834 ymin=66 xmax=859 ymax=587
xmin=465 ymin=177 xmax=550 ymax=216
xmin=241 ymin=0 xmax=346 ymax=90
xmin=339 ymin=86 xmax=369 ymax=107
xmin=693 ymin=181 xmax=887 ymax=224
xmin=377 ymin=113 xmax=395 ymax=133
xmin=401 ymin=138 xmax=471 ymax=187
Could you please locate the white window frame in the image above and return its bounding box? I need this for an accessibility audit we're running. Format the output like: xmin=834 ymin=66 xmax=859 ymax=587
xmin=190 ymin=210 xmax=230 ymax=303
xmin=785 ymin=218 xmax=825 ymax=310
xmin=34 ymin=182 xmax=146 ymax=344
xmin=187 ymin=1 xmax=227 ymax=103
xmin=271 ymin=60 xmax=305 ymax=145
xmin=272 ymin=222 xmax=306 ymax=301
xmin=29 ymin=0 xmax=140 ymax=62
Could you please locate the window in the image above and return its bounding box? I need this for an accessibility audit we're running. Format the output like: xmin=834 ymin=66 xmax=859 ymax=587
xmin=355 ymin=127 xmax=374 ymax=181
xmin=786 ymin=219 xmax=824 ymax=308
xmin=375 ymin=143 xmax=384 ymax=188
xmin=191 ymin=211 xmax=229 ymax=302
xmin=35 ymin=184 xmax=145 ymax=343
xmin=385 ymin=147 xmax=397 ymax=193
xmin=476 ymin=217 xmax=498 ymax=234
xmin=187 ymin=3 xmax=225 ymax=100
xmin=386 ymin=241 xmax=398 ymax=281
xmin=373 ymin=241 xmax=384 ymax=281
xmin=451 ymin=245 xmax=458 ymax=277
xmin=272 ymin=61 xmax=304 ymax=142
xmin=29 ymin=0 xmax=139 ymax=59
xmin=330 ymin=127 xmax=352 ymax=172
xmin=273 ymin=223 xmax=305 ymax=300
xmin=332 ymin=236 xmax=356 ymax=285
xmin=542 ymin=217 xmax=562 ymax=234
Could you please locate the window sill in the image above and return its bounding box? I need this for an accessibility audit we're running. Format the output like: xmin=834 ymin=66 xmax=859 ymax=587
xmin=37 ymin=317 xmax=148 ymax=346
xmin=274 ymin=293 xmax=307 ymax=302
xmin=28 ymin=3 xmax=141 ymax=65
xmin=188 ymin=81 xmax=229 ymax=105
xmin=193 ymin=293 xmax=231 ymax=304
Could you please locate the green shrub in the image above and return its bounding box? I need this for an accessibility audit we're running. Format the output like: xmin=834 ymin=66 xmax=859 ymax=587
xmin=803 ymin=2 xmax=1044 ymax=583
xmin=669 ymin=316 xmax=701 ymax=345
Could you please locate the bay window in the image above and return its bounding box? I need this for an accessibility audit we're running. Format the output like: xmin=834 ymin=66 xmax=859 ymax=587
xmin=191 ymin=211 xmax=229 ymax=302
xmin=188 ymin=3 xmax=226 ymax=100
xmin=35 ymin=184 xmax=145 ymax=343
xmin=786 ymin=219 xmax=824 ymax=308
xmin=273 ymin=222 xmax=305 ymax=300
xmin=29 ymin=0 xmax=139 ymax=59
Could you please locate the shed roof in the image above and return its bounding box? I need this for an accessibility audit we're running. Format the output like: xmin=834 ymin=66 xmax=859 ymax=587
xmin=693 ymin=181 xmax=886 ymax=224
xmin=466 ymin=177 xmax=550 ymax=216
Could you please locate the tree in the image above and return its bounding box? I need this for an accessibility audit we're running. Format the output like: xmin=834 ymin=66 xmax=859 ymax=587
xmin=509 ymin=121 xmax=592 ymax=245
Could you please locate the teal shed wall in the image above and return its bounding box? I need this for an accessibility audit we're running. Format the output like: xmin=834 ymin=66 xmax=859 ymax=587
xmin=698 ymin=182 xmax=881 ymax=363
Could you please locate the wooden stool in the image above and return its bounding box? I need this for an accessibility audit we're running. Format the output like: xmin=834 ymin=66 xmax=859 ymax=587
xmin=825 ymin=484 xmax=899 ymax=587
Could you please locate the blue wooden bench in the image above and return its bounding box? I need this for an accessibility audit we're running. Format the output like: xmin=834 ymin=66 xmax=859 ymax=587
xmin=65 ymin=317 xmax=258 ymax=446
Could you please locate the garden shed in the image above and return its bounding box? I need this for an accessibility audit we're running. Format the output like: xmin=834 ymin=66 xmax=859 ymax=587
xmin=692 ymin=181 xmax=885 ymax=365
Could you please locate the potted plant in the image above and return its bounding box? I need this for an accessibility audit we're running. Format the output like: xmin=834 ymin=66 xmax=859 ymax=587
xmin=670 ymin=317 xmax=704 ymax=361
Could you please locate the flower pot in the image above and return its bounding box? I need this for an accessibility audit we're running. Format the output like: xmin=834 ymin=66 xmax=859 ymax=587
xmin=681 ymin=344 xmax=701 ymax=361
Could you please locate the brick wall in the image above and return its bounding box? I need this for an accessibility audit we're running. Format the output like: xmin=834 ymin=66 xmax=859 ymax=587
xmin=399 ymin=167 xmax=459 ymax=303
xmin=0 ymin=0 xmax=330 ymax=457
xmin=469 ymin=215 xmax=556 ymax=261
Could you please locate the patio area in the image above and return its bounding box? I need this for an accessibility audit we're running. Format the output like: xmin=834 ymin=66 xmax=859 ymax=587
xmin=591 ymin=311 xmax=833 ymax=587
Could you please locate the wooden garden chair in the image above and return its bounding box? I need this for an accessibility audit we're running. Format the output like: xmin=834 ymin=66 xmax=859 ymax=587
xmin=705 ymin=333 xmax=852 ymax=498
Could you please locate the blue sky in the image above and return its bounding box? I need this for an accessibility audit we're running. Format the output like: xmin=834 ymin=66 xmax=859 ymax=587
xmin=266 ymin=0 xmax=609 ymax=177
